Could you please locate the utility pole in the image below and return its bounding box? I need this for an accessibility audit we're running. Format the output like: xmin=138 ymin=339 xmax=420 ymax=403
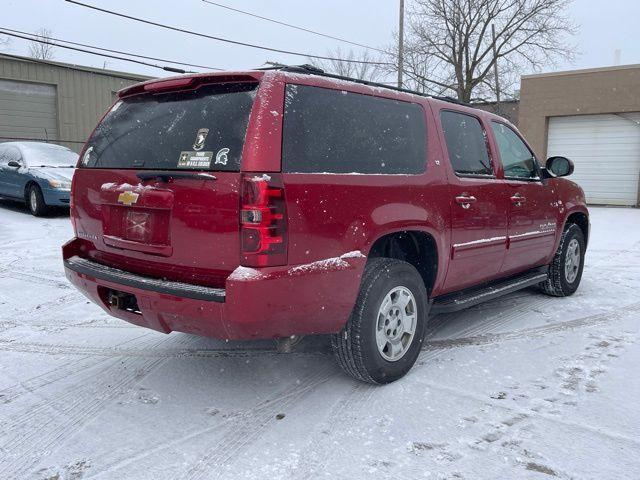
xmin=397 ymin=0 xmax=405 ymax=88
xmin=491 ymin=23 xmax=501 ymax=112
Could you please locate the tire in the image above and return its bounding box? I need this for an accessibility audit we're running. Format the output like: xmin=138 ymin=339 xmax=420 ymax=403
xmin=331 ymin=258 xmax=428 ymax=384
xmin=27 ymin=184 xmax=48 ymax=217
xmin=540 ymin=223 xmax=585 ymax=297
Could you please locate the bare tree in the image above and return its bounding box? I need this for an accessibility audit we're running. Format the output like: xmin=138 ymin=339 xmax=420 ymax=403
xmin=308 ymin=47 xmax=386 ymax=82
xmin=399 ymin=0 xmax=577 ymax=102
xmin=28 ymin=28 xmax=56 ymax=60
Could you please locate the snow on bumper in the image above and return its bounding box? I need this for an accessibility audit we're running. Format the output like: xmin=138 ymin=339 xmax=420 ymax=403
xmin=62 ymin=239 xmax=366 ymax=340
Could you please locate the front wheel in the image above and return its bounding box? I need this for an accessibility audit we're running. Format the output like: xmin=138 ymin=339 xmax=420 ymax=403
xmin=27 ymin=184 xmax=48 ymax=217
xmin=331 ymin=258 xmax=428 ymax=384
xmin=540 ymin=223 xmax=585 ymax=297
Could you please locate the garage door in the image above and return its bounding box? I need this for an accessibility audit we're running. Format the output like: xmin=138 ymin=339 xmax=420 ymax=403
xmin=547 ymin=113 xmax=640 ymax=206
xmin=0 ymin=79 xmax=58 ymax=143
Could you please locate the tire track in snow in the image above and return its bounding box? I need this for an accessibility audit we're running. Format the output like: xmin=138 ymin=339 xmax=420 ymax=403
xmin=423 ymin=301 xmax=640 ymax=352
xmin=418 ymin=292 xmax=559 ymax=364
xmin=288 ymin=301 xmax=640 ymax=478
xmin=2 ymin=298 xmax=635 ymax=363
xmin=2 ymin=291 xmax=83 ymax=322
xmin=0 ymin=331 xmax=153 ymax=405
xmin=288 ymin=296 xmax=522 ymax=479
xmin=0 ymin=270 xmax=71 ymax=289
xmin=179 ymin=366 xmax=335 ymax=480
xmin=0 ymin=334 xmax=193 ymax=478
xmin=0 ymin=339 xmax=327 ymax=359
xmin=289 ymin=381 xmax=378 ymax=480
xmin=86 ymin=365 xmax=336 ymax=480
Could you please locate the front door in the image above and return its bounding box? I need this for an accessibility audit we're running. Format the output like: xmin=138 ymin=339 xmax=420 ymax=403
xmin=439 ymin=110 xmax=509 ymax=292
xmin=490 ymin=121 xmax=559 ymax=274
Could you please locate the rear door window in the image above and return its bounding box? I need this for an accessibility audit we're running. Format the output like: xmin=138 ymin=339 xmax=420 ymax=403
xmin=440 ymin=111 xmax=493 ymax=176
xmin=282 ymin=84 xmax=426 ymax=174
xmin=81 ymin=82 xmax=257 ymax=171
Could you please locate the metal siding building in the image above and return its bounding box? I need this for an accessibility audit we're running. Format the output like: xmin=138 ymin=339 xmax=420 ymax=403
xmin=0 ymin=53 xmax=150 ymax=152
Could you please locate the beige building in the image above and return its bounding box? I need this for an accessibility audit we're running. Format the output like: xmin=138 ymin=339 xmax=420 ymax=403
xmin=0 ymin=53 xmax=150 ymax=152
xmin=518 ymin=64 xmax=640 ymax=206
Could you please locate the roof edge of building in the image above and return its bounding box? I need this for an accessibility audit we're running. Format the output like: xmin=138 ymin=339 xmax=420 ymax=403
xmin=522 ymin=63 xmax=640 ymax=79
xmin=0 ymin=52 xmax=153 ymax=82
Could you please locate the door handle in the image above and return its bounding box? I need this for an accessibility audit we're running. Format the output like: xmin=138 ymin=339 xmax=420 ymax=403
xmin=510 ymin=194 xmax=526 ymax=206
xmin=455 ymin=194 xmax=477 ymax=209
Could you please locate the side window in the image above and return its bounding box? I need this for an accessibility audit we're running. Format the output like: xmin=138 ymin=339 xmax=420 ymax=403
xmin=282 ymin=84 xmax=427 ymax=174
xmin=0 ymin=146 xmax=21 ymax=166
xmin=440 ymin=111 xmax=493 ymax=176
xmin=491 ymin=122 xmax=538 ymax=179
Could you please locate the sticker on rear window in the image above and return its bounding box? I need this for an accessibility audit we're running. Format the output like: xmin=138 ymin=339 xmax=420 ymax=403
xmin=215 ymin=148 xmax=230 ymax=165
xmin=178 ymin=151 xmax=213 ymax=168
xmin=192 ymin=128 xmax=209 ymax=151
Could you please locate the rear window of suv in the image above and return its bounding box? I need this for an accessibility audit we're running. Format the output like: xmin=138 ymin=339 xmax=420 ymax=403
xmin=282 ymin=84 xmax=426 ymax=174
xmin=80 ymin=82 xmax=257 ymax=171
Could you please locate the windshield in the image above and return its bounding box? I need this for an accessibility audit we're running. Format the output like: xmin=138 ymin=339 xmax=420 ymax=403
xmin=80 ymin=82 xmax=257 ymax=172
xmin=23 ymin=143 xmax=78 ymax=167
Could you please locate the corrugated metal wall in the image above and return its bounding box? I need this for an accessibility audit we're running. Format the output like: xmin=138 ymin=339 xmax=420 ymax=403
xmin=0 ymin=55 xmax=150 ymax=152
xmin=0 ymin=78 xmax=59 ymax=142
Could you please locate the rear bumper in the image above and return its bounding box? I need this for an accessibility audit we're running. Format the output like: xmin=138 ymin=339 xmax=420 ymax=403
xmin=63 ymin=238 xmax=365 ymax=340
xmin=65 ymin=256 xmax=226 ymax=302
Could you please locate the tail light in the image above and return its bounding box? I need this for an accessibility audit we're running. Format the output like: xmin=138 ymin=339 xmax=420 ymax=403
xmin=240 ymin=173 xmax=287 ymax=267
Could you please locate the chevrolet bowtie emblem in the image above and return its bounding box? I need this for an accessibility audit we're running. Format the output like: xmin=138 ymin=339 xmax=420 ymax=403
xmin=117 ymin=191 xmax=139 ymax=206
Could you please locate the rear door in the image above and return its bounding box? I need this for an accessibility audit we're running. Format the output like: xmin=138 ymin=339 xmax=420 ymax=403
xmin=490 ymin=121 xmax=559 ymax=274
xmin=439 ymin=110 xmax=509 ymax=292
xmin=73 ymin=80 xmax=259 ymax=287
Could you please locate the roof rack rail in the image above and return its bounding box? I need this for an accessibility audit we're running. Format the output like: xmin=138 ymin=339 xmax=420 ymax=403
xmin=261 ymin=64 xmax=474 ymax=107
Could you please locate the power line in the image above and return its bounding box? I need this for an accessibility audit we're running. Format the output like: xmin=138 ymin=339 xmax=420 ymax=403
xmin=0 ymin=29 xmax=196 ymax=73
xmin=201 ymin=0 xmax=387 ymax=55
xmin=65 ymin=0 xmax=393 ymax=66
xmin=0 ymin=51 xmax=149 ymax=80
xmin=0 ymin=27 xmax=223 ymax=71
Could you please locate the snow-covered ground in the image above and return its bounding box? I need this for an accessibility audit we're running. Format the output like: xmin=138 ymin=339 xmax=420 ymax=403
xmin=0 ymin=200 xmax=639 ymax=480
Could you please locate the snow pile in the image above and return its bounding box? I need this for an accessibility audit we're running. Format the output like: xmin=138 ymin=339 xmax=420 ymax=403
xmin=228 ymin=266 xmax=264 ymax=281
xmin=288 ymin=251 xmax=364 ymax=276
xmin=288 ymin=257 xmax=350 ymax=276
xmin=250 ymin=174 xmax=272 ymax=182
xmin=100 ymin=182 xmax=157 ymax=192
xmin=340 ymin=250 xmax=366 ymax=259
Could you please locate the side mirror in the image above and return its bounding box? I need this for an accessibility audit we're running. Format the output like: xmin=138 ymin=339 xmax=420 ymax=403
xmin=546 ymin=156 xmax=574 ymax=177
xmin=7 ymin=160 xmax=21 ymax=168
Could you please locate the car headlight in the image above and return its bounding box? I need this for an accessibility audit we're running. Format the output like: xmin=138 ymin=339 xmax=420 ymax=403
xmin=48 ymin=179 xmax=71 ymax=190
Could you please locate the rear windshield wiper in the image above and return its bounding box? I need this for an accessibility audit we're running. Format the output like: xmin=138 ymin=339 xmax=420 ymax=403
xmin=136 ymin=171 xmax=217 ymax=182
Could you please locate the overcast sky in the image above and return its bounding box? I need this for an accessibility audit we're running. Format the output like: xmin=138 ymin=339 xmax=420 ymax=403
xmin=1 ymin=0 xmax=639 ymax=81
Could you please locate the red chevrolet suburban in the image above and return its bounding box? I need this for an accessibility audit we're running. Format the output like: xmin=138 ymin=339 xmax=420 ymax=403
xmin=63 ymin=66 xmax=589 ymax=383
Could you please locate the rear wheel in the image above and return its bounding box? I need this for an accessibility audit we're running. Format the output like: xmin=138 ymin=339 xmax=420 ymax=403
xmin=27 ymin=184 xmax=48 ymax=217
xmin=331 ymin=258 xmax=428 ymax=384
xmin=540 ymin=223 xmax=585 ymax=297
